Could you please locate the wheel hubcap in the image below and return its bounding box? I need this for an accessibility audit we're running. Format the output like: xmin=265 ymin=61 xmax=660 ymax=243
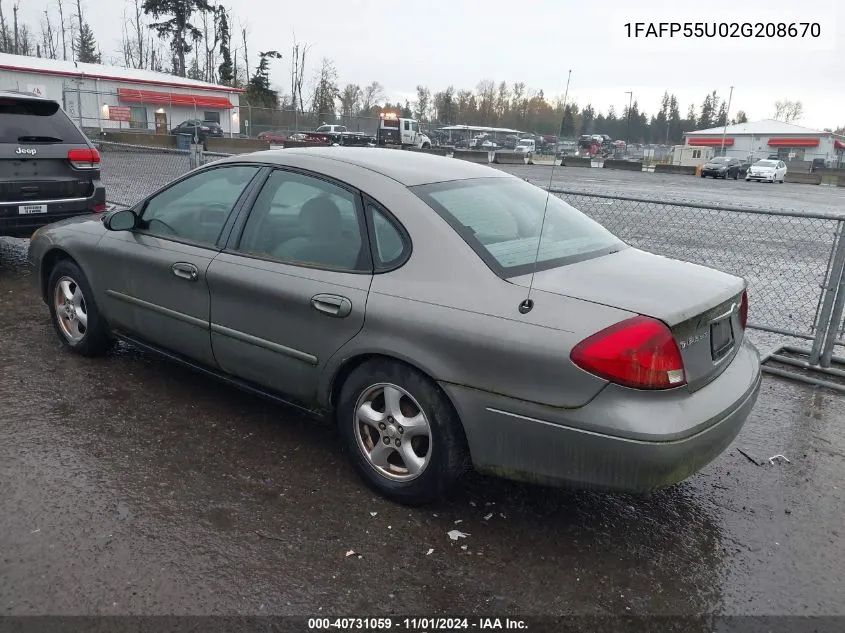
xmin=353 ymin=383 xmax=432 ymax=482
xmin=53 ymin=276 xmax=88 ymax=344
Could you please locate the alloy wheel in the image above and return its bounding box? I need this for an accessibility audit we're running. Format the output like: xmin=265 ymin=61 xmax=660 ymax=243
xmin=353 ymin=383 xmax=432 ymax=482
xmin=53 ymin=276 xmax=88 ymax=344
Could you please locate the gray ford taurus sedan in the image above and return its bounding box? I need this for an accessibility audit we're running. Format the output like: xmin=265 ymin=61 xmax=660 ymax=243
xmin=28 ymin=148 xmax=762 ymax=505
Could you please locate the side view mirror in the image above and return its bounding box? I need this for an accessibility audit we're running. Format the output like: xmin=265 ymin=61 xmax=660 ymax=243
xmin=103 ymin=208 xmax=138 ymax=231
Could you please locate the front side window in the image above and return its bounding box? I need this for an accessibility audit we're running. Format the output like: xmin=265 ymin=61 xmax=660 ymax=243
xmin=237 ymin=169 xmax=368 ymax=271
xmin=140 ymin=165 xmax=260 ymax=245
xmin=412 ymin=177 xmax=624 ymax=277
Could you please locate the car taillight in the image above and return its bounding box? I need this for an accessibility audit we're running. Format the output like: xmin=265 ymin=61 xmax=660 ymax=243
xmin=570 ymin=316 xmax=686 ymax=390
xmin=739 ymin=290 xmax=748 ymax=329
xmin=93 ymin=203 xmax=107 ymax=213
xmin=68 ymin=148 xmax=100 ymax=169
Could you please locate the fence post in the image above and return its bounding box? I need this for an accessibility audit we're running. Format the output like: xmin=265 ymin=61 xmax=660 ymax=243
xmin=189 ymin=143 xmax=202 ymax=170
xmin=819 ymin=226 xmax=845 ymax=367
xmin=810 ymin=219 xmax=845 ymax=366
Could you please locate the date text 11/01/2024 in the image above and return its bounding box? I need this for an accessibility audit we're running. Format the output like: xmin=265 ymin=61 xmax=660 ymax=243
xmin=624 ymin=22 xmax=821 ymax=38
xmin=307 ymin=618 xmax=528 ymax=630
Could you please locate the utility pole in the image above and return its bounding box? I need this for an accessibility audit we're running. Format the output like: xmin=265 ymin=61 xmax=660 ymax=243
xmin=624 ymin=91 xmax=633 ymax=150
xmin=720 ymin=85 xmax=734 ymax=157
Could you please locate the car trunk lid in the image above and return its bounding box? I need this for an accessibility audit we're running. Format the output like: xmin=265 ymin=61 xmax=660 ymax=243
xmin=510 ymin=248 xmax=747 ymax=391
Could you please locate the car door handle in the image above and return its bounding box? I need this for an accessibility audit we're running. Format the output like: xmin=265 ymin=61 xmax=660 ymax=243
xmin=171 ymin=262 xmax=199 ymax=281
xmin=311 ymin=294 xmax=352 ymax=318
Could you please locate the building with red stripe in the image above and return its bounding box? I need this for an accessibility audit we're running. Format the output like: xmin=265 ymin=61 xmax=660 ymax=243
xmin=684 ymin=119 xmax=844 ymax=168
xmin=0 ymin=52 xmax=245 ymax=137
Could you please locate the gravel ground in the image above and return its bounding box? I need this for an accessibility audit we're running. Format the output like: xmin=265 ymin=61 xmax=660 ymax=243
xmin=1 ymin=230 xmax=844 ymax=626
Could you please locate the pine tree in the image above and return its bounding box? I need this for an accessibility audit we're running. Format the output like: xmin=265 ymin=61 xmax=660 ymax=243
xmin=217 ymin=8 xmax=233 ymax=85
xmin=142 ymin=0 xmax=213 ymax=77
xmin=76 ymin=22 xmax=100 ymax=63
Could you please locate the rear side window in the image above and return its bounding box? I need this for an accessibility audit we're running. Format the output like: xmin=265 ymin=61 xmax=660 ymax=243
xmin=0 ymin=98 xmax=87 ymax=144
xmin=412 ymin=177 xmax=624 ymax=277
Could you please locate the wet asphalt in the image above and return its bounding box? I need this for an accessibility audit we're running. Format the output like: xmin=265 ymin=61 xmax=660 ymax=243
xmin=1 ymin=236 xmax=844 ymax=620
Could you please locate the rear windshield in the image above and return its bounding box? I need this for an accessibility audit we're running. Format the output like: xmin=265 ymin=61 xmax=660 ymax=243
xmin=412 ymin=177 xmax=624 ymax=277
xmin=381 ymin=119 xmax=400 ymax=129
xmin=755 ymin=160 xmax=777 ymax=167
xmin=0 ymin=98 xmax=86 ymax=144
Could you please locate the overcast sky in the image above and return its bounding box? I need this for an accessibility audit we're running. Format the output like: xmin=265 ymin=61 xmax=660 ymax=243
xmin=19 ymin=0 xmax=845 ymax=129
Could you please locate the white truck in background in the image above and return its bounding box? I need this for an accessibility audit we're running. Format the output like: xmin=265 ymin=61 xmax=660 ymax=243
xmin=377 ymin=112 xmax=431 ymax=149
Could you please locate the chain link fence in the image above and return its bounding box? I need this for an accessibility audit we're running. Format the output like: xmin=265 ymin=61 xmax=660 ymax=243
xmin=551 ymin=189 xmax=844 ymax=346
xmin=93 ymin=142 xmax=845 ymax=354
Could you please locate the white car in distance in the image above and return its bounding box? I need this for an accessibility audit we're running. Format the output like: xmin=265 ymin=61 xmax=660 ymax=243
xmin=746 ymin=159 xmax=788 ymax=183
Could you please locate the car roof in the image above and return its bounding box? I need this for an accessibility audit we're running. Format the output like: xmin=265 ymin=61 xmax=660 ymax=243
xmin=223 ymin=147 xmax=514 ymax=186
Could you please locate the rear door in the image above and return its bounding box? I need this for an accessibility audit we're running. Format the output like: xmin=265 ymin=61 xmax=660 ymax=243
xmin=206 ymin=168 xmax=372 ymax=407
xmin=0 ymin=95 xmax=98 ymax=224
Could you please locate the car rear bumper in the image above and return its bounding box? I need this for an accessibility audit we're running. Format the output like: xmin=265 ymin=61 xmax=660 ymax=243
xmin=440 ymin=338 xmax=762 ymax=493
xmin=0 ymin=187 xmax=106 ymax=237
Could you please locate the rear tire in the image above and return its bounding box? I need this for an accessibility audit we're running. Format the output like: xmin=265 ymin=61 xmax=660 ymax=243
xmin=47 ymin=260 xmax=113 ymax=356
xmin=337 ymin=358 xmax=470 ymax=505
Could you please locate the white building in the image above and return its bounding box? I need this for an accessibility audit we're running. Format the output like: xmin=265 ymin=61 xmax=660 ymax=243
xmin=684 ymin=119 xmax=845 ymax=167
xmin=0 ymin=52 xmax=243 ymax=136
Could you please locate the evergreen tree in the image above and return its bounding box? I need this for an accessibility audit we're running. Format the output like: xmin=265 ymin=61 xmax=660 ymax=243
xmin=217 ymin=8 xmax=233 ymax=86
xmin=75 ymin=22 xmax=100 ymax=63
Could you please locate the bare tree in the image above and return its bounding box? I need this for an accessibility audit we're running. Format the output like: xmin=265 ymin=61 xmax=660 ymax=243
xmin=240 ymin=23 xmax=249 ymax=84
xmin=339 ymin=83 xmax=361 ymax=117
xmin=122 ymin=0 xmax=149 ymax=68
xmin=360 ymin=81 xmax=385 ymax=114
xmin=41 ymin=9 xmax=59 ymax=58
xmin=289 ymin=35 xmax=310 ymax=112
xmin=57 ymin=0 xmax=68 ymax=59
xmin=0 ymin=0 xmax=9 ymax=52
xmin=774 ymin=99 xmax=803 ymax=123
xmin=13 ymin=0 xmax=18 ymax=54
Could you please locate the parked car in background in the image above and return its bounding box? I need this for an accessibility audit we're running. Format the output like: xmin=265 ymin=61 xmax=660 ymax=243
xmin=746 ymin=159 xmax=787 ymax=183
xmin=28 ymin=147 xmax=761 ymax=505
xmin=257 ymin=130 xmax=288 ymax=143
xmin=316 ymin=124 xmax=348 ymax=134
xmin=170 ymin=119 xmax=224 ymax=142
xmin=701 ymin=157 xmax=742 ymax=179
xmin=1 ymin=90 xmax=106 ymax=237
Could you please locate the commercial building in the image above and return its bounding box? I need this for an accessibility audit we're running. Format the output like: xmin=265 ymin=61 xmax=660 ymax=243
xmin=0 ymin=52 xmax=243 ymax=136
xmin=684 ymin=119 xmax=844 ymax=167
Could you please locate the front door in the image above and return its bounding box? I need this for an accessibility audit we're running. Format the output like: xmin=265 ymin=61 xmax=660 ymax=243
xmin=96 ymin=164 xmax=263 ymax=366
xmin=206 ymin=168 xmax=372 ymax=406
xmin=155 ymin=111 xmax=168 ymax=134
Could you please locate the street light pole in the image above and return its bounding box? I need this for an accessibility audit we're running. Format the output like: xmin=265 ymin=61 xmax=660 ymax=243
xmin=625 ymin=91 xmax=633 ymax=151
xmin=720 ymin=85 xmax=734 ymax=157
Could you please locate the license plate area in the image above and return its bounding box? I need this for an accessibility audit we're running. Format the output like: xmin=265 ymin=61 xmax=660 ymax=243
xmin=19 ymin=204 xmax=48 ymax=215
xmin=710 ymin=317 xmax=735 ymax=360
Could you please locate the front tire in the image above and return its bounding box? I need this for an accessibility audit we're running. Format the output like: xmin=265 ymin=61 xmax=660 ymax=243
xmin=337 ymin=359 xmax=470 ymax=505
xmin=47 ymin=260 xmax=113 ymax=356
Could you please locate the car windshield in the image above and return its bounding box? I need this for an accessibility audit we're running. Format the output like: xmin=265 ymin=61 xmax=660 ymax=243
xmin=412 ymin=177 xmax=624 ymax=277
xmin=755 ymin=160 xmax=777 ymax=167
xmin=711 ymin=157 xmax=729 ymax=164
xmin=518 ymin=140 xmax=533 ymax=146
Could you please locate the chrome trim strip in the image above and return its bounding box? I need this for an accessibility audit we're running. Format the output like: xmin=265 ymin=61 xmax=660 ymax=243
xmin=708 ymin=303 xmax=737 ymax=324
xmin=0 ymin=197 xmax=89 ymax=207
xmin=210 ymin=322 xmax=318 ymax=365
xmin=105 ymin=289 xmax=208 ymax=329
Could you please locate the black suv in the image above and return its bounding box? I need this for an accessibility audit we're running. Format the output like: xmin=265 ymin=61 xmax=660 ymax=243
xmin=170 ymin=119 xmax=225 ymax=142
xmin=1 ymin=91 xmax=106 ymax=238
